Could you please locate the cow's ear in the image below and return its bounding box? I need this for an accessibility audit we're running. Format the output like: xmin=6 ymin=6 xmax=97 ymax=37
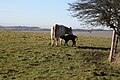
xmin=70 ymin=27 xmax=72 ymax=29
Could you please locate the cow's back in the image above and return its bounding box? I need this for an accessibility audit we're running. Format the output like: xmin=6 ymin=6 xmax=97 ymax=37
xmin=55 ymin=25 xmax=66 ymax=38
xmin=51 ymin=24 xmax=66 ymax=38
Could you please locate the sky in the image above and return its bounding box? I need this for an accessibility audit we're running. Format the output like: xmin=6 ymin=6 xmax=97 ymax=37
xmin=0 ymin=0 xmax=85 ymax=29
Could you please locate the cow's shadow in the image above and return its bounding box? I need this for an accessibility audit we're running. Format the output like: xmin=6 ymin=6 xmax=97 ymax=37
xmin=77 ymin=46 xmax=110 ymax=50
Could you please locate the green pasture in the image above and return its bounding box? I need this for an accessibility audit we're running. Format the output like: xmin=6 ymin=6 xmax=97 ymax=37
xmin=0 ymin=30 xmax=120 ymax=80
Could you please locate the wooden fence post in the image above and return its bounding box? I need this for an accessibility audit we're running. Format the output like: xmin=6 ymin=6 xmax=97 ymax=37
xmin=108 ymin=29 xmax=116 ymax=62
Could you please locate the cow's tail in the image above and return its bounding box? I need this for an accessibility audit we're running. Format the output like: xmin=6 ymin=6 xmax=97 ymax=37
xmin=51 ymin=25 xmax=54 ymax=39
xmin=51 ymin=24 xmax=58 ymax=39
xmin=51 ymin=24 xmax=56 ymax=46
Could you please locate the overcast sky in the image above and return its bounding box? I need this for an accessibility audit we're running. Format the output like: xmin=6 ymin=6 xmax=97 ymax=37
xmin=0 ymin=0 xmax=87 ymax=29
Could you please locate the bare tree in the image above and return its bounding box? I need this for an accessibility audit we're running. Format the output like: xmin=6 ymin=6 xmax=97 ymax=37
xmin=68 ymin=0 xmax=120 ymax=62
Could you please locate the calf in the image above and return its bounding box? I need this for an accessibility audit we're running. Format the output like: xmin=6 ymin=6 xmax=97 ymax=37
xmin=60 ymin=35 xmax=78 ymax=46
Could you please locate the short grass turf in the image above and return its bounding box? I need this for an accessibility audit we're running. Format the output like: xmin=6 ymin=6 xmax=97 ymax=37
xmin=0 ymin=30 xmax=120 ymax=80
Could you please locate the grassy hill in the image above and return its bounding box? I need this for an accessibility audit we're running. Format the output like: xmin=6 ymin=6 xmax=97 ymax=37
xmin=0 ymin=30 xmax=120 ymax=80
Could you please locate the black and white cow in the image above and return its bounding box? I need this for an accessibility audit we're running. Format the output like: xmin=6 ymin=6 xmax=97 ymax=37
xmin=51 ymin=24 xmax=73 ymax=46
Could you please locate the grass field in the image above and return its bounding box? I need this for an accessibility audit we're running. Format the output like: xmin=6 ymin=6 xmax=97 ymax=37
xmin=0 ymin=30 xmax=120 ymax=80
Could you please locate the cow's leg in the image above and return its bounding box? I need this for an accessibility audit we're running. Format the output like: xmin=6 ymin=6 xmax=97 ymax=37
xmin=60 ymin=38 xmax=62 ymax=45
xmin=72 ymin=40 xmax=76 ymax=47
xmin=51 ymin=38 xmax=55 ymax=46
xmin=56 ymin=38 xmax=59 ymax=46
xmin=64 ymin=40 xmax=68 ymax=46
